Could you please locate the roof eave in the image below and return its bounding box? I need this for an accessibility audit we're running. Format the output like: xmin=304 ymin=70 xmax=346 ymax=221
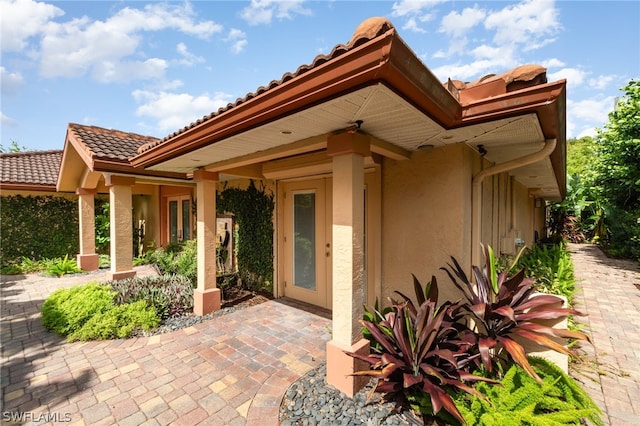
xmin=131 ymin=29 xmax=461 ymax=169
xmin=461 ymin=80 xmax=567 ymax=199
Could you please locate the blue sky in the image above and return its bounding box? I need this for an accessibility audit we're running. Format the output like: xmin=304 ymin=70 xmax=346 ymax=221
xmin=1 ymin=0 xmax=638 ymax=152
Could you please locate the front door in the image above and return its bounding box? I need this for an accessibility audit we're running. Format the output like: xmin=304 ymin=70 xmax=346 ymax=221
xmin=283 ymin=179 xmax=332 ymax=309
xmin=167 ymin=195 xmax=192 ymax=244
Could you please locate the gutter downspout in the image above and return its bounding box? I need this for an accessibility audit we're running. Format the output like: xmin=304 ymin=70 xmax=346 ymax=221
xmin=471 ymin=138 xmax=557 ymax=269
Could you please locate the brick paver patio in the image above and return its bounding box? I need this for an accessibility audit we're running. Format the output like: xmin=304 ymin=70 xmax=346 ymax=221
xmin=2 ymin=245 xmax=639 ymax=425
xmin=1 ymin=266 xmax=330 ymax=425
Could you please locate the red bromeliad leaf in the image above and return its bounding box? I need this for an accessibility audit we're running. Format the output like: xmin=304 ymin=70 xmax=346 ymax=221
xmin=376 ymin=380 xmax=401 ymax=393
xmin=351 ymin=362 xmax=399 ymax=379
xmin=493 ymin=305 xmax=515 ymax=322
xmin=403 ymin=373 xmax=423 ymax=389
xmin=517 ymin=322 xmax=591 ymax=343
xmin=510 ymin=328 xmax=574 ymax=355
xmin=516 ymin=308 xmax=583 ymax=321
xmin=344 ymin=351 xmax=382 ymax=366
xmin=478 ymin=336 xmax=496 ymax=372
xmin=497 ymin=336 xmax=542 ymax=383
xmin=470 ymin=302 xmax=487 ymax=320
xmin=361 ymin=320 xmax=398 ymax=355
xmin=517 ymin=294 xmax=564 ymax=311
xmin=419 ymin=363 xmax=446 ymax=383
xmin=423 ymin=380 xmax=465 ymax=424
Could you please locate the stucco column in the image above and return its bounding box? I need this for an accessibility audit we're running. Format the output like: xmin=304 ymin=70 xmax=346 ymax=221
xmin=325 ymin=131 xmax=370 ymax=397
xmin=193 ymin=169 xmax=220 ymax=315
xmin=76 ymin=187 xmax=99 ymax=271
xmin=105 ymin=175 xmax=136 ymax=280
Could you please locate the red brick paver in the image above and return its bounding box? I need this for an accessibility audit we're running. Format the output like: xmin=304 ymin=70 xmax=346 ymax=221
xmin=569 ymin=244 xmax=640 ymax=426
xmin=1 ymin=267 xmax=330 ymax=425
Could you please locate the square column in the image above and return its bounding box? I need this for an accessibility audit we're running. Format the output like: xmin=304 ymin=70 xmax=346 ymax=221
xmin=105 ymin=175 xmax=136 ymax=280
xmin=76 ymin=188 xmax=99 ymax=271
xmin=326 ymin=131 xmax=371 ymax=397
xmin=193 ymin=169 xmax=220 ymax=315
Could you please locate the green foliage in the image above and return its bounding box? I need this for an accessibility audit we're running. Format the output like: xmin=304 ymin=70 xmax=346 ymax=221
xmin=46 ymin=254 xmax=82 ymax=277
xmin=510 ymin=243 xmax=577 ymax=300
xmin=217 ymin=180 xmax=274 ymax=290
xmin=0 ymin=140 xmax=28 ymax=152
xmin=95 ymin=201 xmax=110 ymax=254
xmin=0 ymin=195 xmax=79 ymax=263
xmin=67 ymin=301 xmax=159 ymax=342
xmin=41 ymin=282 xmax=160 ymax=341
xmin=41 ymin=283 xmax=115 ymax=336
xmin=108 ymin=275 xmax=193 ymax=320
xmin=453 ymin=357 xmax=603 ymax=425
xmin=557 ymin=80 xmax=640 ymax=261
xmin=147 ymin=239 xmax=197 ymax=285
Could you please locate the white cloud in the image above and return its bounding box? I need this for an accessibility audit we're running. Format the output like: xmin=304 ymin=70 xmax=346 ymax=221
xmin=391 ymin=0 xmax=447 ymax=17
xmin=484 ymin=0 xmax=560 ymax=49
xmin=132 ymin=90 xmax=233 ymax=132
xmin=588 ymin=75 xmax=617 ymax=91
xmin=35 ymin=2 xmax=221 ymax=82
xmin=0 ymin=0 xmax=64 ymax=52
xmin=440 ymin=7 xmax=486 ymax=38
xmin=176 ymin=42 xmax=205 ymax=66
xmin=566 ymin=95 xmax=616 ymax=138
xmin=540 ymin=58 xmax=565 ymax=69
xmin=547 ymin=67 xmax=587 ymax=87
xmin=240 ymin=0 xmax=312 ymax=26
xmin=225 ymin=29 xmax=248 ymax=54
xmin=1 ymin=111 xmax=17 ymax=127
xmin=402 ymin=17 xmax=427 ymax=34
xmin=1 ymin=67 xmax=24 ymax=96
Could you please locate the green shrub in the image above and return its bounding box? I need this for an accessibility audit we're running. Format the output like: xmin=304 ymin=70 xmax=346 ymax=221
xmin=147 ymin=239 xmax=197 ymax=285
xmin=108 ymin=275 xmax=193 ymax=320
xmin=67 ymin=301 xmax=159 ymax=341
xmin=42 ymin=283 xmax=115 ymax=335
xmin=46 ymin=255 xmax=82 ymax=277
xmin=511 ymin=243 xmax=577 ymax=300
xmin=0 ymin=195 xmax=79 ymax=263
xmin=453 ymin=357 xmax=603 ymax=425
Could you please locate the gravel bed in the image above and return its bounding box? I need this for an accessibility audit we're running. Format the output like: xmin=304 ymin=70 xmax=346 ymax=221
xmin=279 ymin=364 xmax=421 ymax=426
xmin=132 ymin=306 xmax=244 ymax=337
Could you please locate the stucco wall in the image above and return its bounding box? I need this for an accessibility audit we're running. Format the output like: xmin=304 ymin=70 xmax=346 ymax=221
xmin=380 ymin=143 xmax=474 ymax=305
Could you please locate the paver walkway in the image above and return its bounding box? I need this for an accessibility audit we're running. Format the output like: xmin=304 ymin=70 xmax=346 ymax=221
xmin=569 ymin=243 xmax=640 ymax=426
xmin=2 ymin=246 xmax=639 ymax=425
xmin=1 ymin=267 xmax=330 ymax=425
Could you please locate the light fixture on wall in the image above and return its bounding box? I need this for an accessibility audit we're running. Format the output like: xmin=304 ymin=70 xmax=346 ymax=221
xmin=477 ymin=144 xmax=487 ymax=156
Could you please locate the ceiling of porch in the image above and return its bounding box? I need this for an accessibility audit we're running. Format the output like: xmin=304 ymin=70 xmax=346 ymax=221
xmin=146 ymin=83 xmax=559 ymax=198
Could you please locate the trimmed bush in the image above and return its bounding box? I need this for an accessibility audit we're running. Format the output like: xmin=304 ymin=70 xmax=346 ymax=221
xmin=0 ymin=195 xmax=79 ymax=263
xmin=147 ymin=240 xmax=197 ymax=285
xmin=41 ymin=282 xmax=159 ymax=341
xmin=41 ymin=284 xmax=115 ymax=336
xmin=68 ymin=301 xmax=159 ymax=342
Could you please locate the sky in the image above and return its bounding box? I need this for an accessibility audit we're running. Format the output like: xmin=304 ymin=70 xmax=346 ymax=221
xmin=1 ymin=0 xmax=639 ymax=152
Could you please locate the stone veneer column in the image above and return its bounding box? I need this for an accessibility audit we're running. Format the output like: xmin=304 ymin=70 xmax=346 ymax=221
xmin=105 ymin=174 xmax=136 ymax=280
xmin=325 ymin=131 xmax=370 ymax=397
xmin=76 ymin=187 xmax=99 ymax=271
xmin=193 ymin=169 xmax=220 ymax=315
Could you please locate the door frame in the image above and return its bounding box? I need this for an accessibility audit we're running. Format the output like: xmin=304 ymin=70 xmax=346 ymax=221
xmin=166 ymin=195 xmax=193 ymax=244
xmin=275 ymin=168 xmax=381 ymax=310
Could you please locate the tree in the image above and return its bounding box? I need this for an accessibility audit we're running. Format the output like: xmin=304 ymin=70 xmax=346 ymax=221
xmin=0 ymin=140 xmax=28 ymax=153
xmin=591 ymin=80 xmax=640 ymax=260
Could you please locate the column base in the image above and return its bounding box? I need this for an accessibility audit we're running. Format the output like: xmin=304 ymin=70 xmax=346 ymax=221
xmin=77 ymin=254 xmax=99 ymax=271
xmin=107 ymin=270 xmax=137 ymax=281
xmin=326 ymin=338 xmax=370 ymax=397
xmin=194 ymin=288 xmax=221 ymax=316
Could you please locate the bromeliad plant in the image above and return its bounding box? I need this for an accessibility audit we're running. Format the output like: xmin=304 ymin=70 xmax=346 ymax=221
xmin=441 ymin=245 xmax=591 ymax=382
xmin=348 ymin=276 xmax=497 ymax=424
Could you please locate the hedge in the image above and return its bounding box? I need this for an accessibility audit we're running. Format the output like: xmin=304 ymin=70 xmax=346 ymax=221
xmin=1 ymin=195 xmax=79 ymax=263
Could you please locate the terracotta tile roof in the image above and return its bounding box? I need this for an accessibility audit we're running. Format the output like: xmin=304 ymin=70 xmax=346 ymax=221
xmin=137 ymin=17 xmax=396 ymax=155
xmin=68 ymin=123 xmax=160 ymax=161
xmin=0 ymin=150 xmax=62 ymax=187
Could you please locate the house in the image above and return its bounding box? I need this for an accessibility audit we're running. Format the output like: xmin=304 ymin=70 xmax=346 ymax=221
xmin=56 ymin=123 xmax=197 ymax=277
xmin=124 ymin=17 xmax=566 ymax=395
